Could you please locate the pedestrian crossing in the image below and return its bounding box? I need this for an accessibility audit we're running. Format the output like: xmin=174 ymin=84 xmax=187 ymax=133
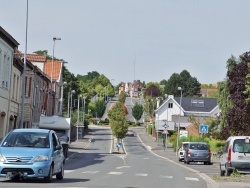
xmin=64 ymin=170 xmax=199 ymax=181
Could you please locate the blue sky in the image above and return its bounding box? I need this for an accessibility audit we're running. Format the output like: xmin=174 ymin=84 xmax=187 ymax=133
xmin=1 ymin=0 xmax=250 ymax=85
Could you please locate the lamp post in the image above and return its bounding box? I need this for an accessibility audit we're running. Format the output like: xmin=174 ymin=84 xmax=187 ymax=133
xmin=176 ymin=87 xmax=183 ymax=155
xmin=70 ymin=90 xmax=75 ymax=118
xmin=82 ymin=96 xmax=86 ymax=130
xmin=20 ymin=0 xmax=29 ymax=127
xmin=77 ymin=94 xmax=82 ymax=140
xmin=59 ymin=82 xmax=67 ymax=116
xmin=51 ymin=37 xmax=61 ymax=115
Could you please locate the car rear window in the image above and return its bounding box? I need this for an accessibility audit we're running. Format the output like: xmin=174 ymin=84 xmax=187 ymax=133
xmin=189 ymin=143 xmax=208 ymax=150
xmin=233 ymin=139 xmax=250 ymax=153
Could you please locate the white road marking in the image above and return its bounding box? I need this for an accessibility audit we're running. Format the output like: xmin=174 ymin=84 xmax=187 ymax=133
xmin=135 ymin=173 xmax=148 ymax=176
xmin=146 ymin=146 xmax=152 ymax=150
xmin=108 ymin=172 xmax=124 ymax=175
xmin=116 ymin=166 xmax=131 ymax=169
xmin=82 ymin=171 xmax=99 ymax=174
xmin=160 ymin=175 xmax=173 ymax=179
xmin=64 ymin=170 xmax=74 ymax=173
xmin=185 ymin=177 xmax=199 ymax=181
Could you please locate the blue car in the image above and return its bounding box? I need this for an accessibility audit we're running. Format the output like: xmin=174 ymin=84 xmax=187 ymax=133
xmin=0 ymin=129 xmax=65 ymax=182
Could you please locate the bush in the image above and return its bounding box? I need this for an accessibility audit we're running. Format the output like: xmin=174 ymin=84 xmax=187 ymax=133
xmin=147 ymin=124 xmax=153 ymax=135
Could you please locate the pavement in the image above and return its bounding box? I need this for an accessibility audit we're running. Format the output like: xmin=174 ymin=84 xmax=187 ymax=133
xmin=68 ymin=126 xmax=250 ymax=188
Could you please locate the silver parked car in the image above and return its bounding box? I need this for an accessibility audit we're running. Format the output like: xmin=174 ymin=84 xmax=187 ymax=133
xmin=184 ymin=142 xmax=211 ymax=165
xmin=178 ymin=142 xmax=190 ymax=162
xmin=219 ymin=136 xmax=250 ymax=176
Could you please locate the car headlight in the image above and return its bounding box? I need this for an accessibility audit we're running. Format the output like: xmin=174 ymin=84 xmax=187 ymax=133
xmin=33 ymin=155 xmax=49 ymax=162
xmin=0 ymin=154 xmax=5 ymax=162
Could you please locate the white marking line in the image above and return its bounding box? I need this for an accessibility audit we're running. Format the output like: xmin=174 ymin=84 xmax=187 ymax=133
xmin=116 ymin=166 xmax=131 ymax=169
xmin=135 ymin=173 xmax=148 ymax=176
xmin=108 ymin=172 xmax=124 ymax=175
xmin=185 ymin=177 xmax=199 ymax=181
xmin=64 ymin=170 xmax=74 ymax=173
xmin=82 ymin=171 xmax=99 ymax=174
xmin=160 ymin=175 xmax=173 ymax=179
xmin=146 ymin=146 xmax=152 ymax=150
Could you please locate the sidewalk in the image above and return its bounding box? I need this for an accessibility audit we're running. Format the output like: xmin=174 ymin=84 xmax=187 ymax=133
xmin=137 ymin=128 xmax=250 ymax=188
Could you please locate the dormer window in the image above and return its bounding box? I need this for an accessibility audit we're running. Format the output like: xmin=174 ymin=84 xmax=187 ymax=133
xmin=191 ymin=99 xmax=204 ymax=107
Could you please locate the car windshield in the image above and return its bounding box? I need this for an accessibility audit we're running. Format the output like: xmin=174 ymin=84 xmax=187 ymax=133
xmin=233 ymin=139 xmax=250 ymax=153
xmin=1 ymin=132 xmax=50 ymax=148
xmin=189 ymin=143 xmax=208 ymax=150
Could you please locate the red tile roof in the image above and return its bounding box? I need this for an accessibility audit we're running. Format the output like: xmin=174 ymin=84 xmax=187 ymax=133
xmin=26 ymin=54 xmax=46 ymax=62
xmin=44 ymin=60 xmax=62 ymax=80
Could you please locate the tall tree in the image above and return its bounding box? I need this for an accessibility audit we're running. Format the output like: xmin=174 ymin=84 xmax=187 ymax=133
xmin=108 ymin=102 xmax=128 ymax=140
xmin=165 ymin=70 xmax=201 ymax=97
xmin=132 ymin=102 xmax=143 ymax=124
xmin=118 ymin=91 xmax=126 ymax=103
xmin=221 ymin=52 xmax=250 ymax=139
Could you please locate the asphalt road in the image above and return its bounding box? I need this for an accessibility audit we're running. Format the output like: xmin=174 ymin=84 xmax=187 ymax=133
xmin=0 ymin=126 xmax=207 ymax=188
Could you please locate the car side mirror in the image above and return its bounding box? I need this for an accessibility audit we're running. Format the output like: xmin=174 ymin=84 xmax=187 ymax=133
xmin=55 ymin=145 xmax=62 ymax=151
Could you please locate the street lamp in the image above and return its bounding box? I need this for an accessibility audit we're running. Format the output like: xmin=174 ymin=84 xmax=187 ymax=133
xmin=51 ymin=37 xmax=61 ymax=115
xmin=59 ymin=82 xmax=67 ymax=116
xmin=176 ymin=87 xmax=183 ymax=155
xmin=82 ymin=96 xmax=86 ymax=129
xmin=70 ymin=90 xmax=75 ymax=118
xmin=20 ymin=0 xmax=29 ymax=127
xmin=77 ymin=94 xmax=82 ymax=140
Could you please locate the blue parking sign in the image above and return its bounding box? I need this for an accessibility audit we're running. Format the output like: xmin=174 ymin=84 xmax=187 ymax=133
xmin=199 ymin=124 xmax=208 ymax=134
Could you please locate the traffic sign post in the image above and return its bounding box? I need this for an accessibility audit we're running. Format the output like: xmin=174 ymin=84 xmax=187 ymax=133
xmin=199 ymin=124 xmax=208 ymax=134
xmin=199 ymin=124 xmax=208 ymax=141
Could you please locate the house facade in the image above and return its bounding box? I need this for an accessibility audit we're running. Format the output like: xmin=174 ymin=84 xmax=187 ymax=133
xmin=0 ymin=26 xmax=19 ymax=140
xmin=155 ymin=95 xmax=220 ymax=132
xmin=8 ymin=53 xmax=23 ymax=132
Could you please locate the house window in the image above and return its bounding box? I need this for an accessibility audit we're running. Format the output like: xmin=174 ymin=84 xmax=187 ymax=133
xmin=25 ymin=76 xmax=27 ymax=96
xmin=168 ymin=103 xmax=173 ymax=108
xmin=191 ymin=99 xmax=204 ymax=107
xmin=28 ymin=77 xmax=32 ymax=97
xmin=12 ymin=74 xmax=16 ymax=99
xmin=16 ymin=76 xmax=19 ymax=100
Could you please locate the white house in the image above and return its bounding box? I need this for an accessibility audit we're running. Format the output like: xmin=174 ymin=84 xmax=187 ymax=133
xmin=155 ymin=95 xmax=220 ymax=131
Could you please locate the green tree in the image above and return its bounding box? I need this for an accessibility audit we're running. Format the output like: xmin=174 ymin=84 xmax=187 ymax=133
xmin=118 ymin=91 xmax=126 ymax=103
xmin=132 ymin=102 xmax=143 ymax=124
xmin=108 ymin=102 xmax=128 ymax=140
xmin=88 ymin=99 xmax=106 ymax=118
xmin=165 ymin=70 xmax=201 ymax=97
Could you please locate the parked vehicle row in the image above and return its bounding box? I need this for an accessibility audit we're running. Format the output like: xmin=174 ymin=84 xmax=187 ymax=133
xmin=178 ymin=142 xmax=212 ymax=165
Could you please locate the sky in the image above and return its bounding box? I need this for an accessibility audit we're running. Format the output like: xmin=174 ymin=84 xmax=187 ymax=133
xmin=1 ymin=0 xmax=250 ymax=86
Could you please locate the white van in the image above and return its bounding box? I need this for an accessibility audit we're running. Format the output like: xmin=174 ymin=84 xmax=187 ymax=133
xmin=219 ymin=136 xmax=250 ymax=176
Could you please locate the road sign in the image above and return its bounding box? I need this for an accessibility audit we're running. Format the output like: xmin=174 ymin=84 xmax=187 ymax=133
xmin=199 ymin=124 xmax=208 ymax=134
xmin=162 ymin=129 xmax=168 ymax=134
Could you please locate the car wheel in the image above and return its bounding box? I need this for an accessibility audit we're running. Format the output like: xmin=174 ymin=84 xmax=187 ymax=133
xmin=225 ymin=166 xmax=231 ymax=176
xmin=44 ymin=165 xmax=53 ymax=183
xmin=178 ymin=158 xmax=182 ymax=162
xmin=56 ymin=163 xmax=64 ymax=180
xmin=186 ymin=160 xmax=190 ymax=164
xmin=220 ymin=165 xmax=225 ymax=176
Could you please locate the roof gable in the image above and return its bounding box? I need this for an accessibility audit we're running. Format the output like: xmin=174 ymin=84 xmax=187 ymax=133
xmin=26 ymin=54 xmax=46 ymax=62
xmin=44 ymin=60 xmax=62 ymax=81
